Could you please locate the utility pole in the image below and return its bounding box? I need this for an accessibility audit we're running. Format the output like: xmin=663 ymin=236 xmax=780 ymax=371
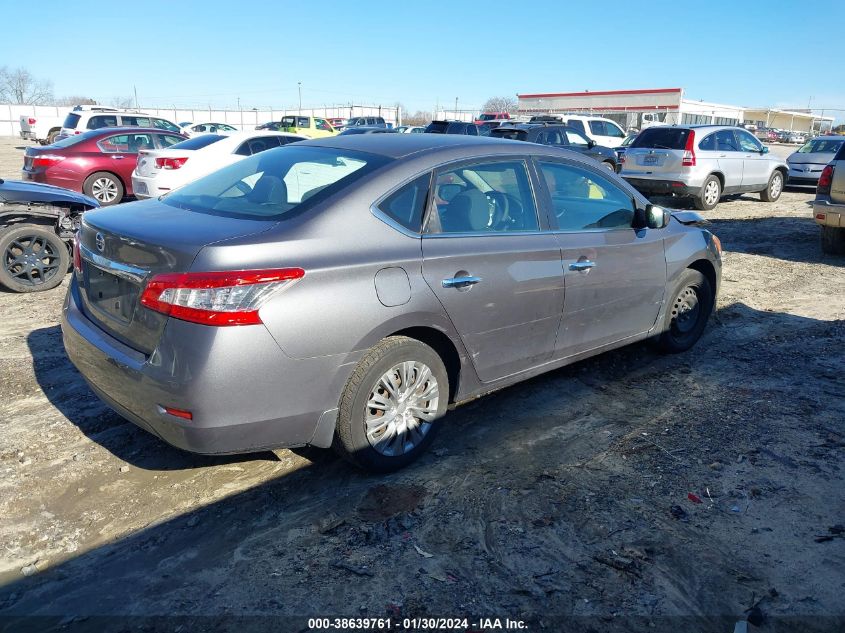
xmin=298 ymin=82 xmax=302 ymax=113
xmin=134 ymin=85 xmax=138 ymax=109
xmin=454 ymin=97 xmax=458 ymax=119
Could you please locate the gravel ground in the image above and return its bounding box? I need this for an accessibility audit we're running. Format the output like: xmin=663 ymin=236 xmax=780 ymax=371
xmin=0 ymin=137 xmax=843 ymax=632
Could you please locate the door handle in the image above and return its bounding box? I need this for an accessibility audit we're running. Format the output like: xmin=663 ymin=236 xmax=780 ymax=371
xmin=569 ymin=261 xmax=596 ymax=272
xmin=442 ymin=276 xmax=481 ymax=288
xmin=111 ymin=155 xmax=125 ymax=160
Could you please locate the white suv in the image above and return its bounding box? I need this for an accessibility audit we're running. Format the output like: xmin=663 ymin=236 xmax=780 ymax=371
xmin=57 ymin=106 xmax=181 ymax=140
xmin=558 ymin=115 xmax=627 ymax=148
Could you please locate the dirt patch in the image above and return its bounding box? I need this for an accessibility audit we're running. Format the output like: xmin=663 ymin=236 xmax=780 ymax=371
xmin=0 ymin=138 xmax=843 ymax=630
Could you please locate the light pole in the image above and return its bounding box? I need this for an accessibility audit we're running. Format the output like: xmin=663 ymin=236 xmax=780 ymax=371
xmin=454 ymin=97 xmax=458 ymax=118
xmin=298 ymin=82 xmax=302 ymax=113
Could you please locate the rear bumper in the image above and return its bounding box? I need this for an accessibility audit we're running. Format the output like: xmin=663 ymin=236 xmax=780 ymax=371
xmin=131 ymin=174 xmax=171 ymax=199
xmin=812 ymin=199 xmax=845 ymax=228
xmin=622 ymin=177 xmax=701 ymax=197
xmin=61 ymin=278 xmax=351 ymax=454
xmin=20 ymin=131 xmax=35 ymax=140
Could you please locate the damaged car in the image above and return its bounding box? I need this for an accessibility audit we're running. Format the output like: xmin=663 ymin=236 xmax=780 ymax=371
xmin=0 ymin=178 xmax=98 ymax=292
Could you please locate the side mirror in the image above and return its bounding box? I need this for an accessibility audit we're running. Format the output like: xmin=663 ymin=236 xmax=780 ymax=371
xmin=761 ymin=146 xmax=769 ymax=154
xmin=587 ymin=139 xmax=596 ymax=148
xmin=645 ymin=204 xmax=669 ymax=229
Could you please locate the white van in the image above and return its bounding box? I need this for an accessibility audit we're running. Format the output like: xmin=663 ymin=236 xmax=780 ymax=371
xmin=559 ymin=115 xmax=627 ymax=148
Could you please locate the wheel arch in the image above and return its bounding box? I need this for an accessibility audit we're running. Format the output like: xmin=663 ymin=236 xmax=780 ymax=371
xmin=389 ymin=326 xmax=462 ymax=403
xmin=708 ymin=171 xmax=725 ymax=189
xmin=687 ymin=258 xmax=718 ymax=302
xmin=84 ymin=170 xmax=127 ymax=194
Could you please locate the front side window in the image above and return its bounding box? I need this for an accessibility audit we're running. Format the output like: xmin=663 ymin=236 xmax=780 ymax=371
xmin=87 ymin=115 xmax=118 ymax=129
xmin=565 ymin=130 xmax=589 ymax=146
xmin=602 ymin=120 xmax=625 ymax=138
xmin=297 ymin=117 xmax=309 ymax=128
xmin=163 ymin=146 xmax=387 ymax=219
xmin=377 ymin=174 xmax=430 ymax=232
xmin=427 ymin=160 xmax=539 ymax=234
xmin=153 ymin=119 xmax=181 ymax=132
xmin=737 ymin=130 xmax=763 ymax=152
xmin=538 ymin=161 xmax=635 ymax=231
xmin=315 ymin=118 xmax=332 ymax=131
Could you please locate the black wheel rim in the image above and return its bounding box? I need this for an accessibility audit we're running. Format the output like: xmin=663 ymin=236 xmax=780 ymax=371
xmin=670 ymin=286 xmax=701 ymax=337
xmin=3 ymin=234 xmax=62 ymax=287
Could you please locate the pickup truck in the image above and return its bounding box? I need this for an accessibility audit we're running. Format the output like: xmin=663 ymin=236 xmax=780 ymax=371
xmin=19 ymin=114 xmax=64 ymax=145
xmin=813 ymin=142 xmax=845 ymax=254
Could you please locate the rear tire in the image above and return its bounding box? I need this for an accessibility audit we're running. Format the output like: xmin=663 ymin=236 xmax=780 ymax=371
xmin=601 ymin=160 xmax=616 ymax=172
xmin=657 ymin=269 xmax=714 ymax=354
xmin=83 ymin=172 xmax=124 ymax=206
xmin=333 ymin=336 xmax=449 ymax=473
xmin=0 ymin=224 xmax=69 ymax=293
xmin=693 ymin=175 xmax=721 ymax=211
xmin=47 ymin=129 xmax=60 ymax=145
xmin=820 ymin=226 xmax=845 ymax=255
xmin=760 ymin=170 xmax=784 ymax=202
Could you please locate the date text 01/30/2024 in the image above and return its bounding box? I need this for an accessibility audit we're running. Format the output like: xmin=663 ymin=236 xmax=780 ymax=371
xmin=307 ymin=617 xmax=529 ymax=630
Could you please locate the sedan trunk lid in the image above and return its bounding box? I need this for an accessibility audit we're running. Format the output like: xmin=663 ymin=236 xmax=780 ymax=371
xmin=77 ymin=200 xmax=278 ymax=354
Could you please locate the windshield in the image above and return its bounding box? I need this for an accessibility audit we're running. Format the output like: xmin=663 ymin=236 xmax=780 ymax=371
xmin=631 ymin=127 xmax=691 ymax=150
xmin=478 ymin=114 xmax=496 ymax=121
xmin=162 ymin=146 xmax=389 ymax=220
xmin=797 ymin=139 xmax=844 ymax=154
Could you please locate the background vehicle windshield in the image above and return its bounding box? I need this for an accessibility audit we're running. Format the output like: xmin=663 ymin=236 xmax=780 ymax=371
xmin=797 ymin=139 xmax=844 ymax=154
xmin=169 ymin=135 xmax=226 ymax=150
xmin=162 ymin=146 xmax=388 ymax=219
xmin=631 ymin=127 xmax=692 ymax=150
xmin=491 ymin=129 xmax=527 ymax=141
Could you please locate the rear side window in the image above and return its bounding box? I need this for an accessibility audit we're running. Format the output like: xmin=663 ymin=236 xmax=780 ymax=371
xmin=169 ymin=134 xmax=225 ymax=150
xmin=698 ymin=133 xmax=716 ymax=151
xmin=121 ymin=116 xmax=151 ymax=127
xmin=631 ymin=127 xmax=691 ymax=150
xmin=87 ymin=115 xmax=118 ymax=130
xmin=377 ymin=174 xmax=430 ymax=232
xmin=835 ymin=142 xmax=845 ymax=161
xmin=63 ymin=113 xmax=81 ymax=129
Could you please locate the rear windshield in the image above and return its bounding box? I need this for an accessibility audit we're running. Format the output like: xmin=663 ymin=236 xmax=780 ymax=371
xmin=425 ymin=122 xmax=449 ymax=134
xmin=631 ymin=127 xmax=692 ymax=150
xmin=797 ymin=138 xmax=844 ymax=154
xmin=169 ymin=134 xmax=226 ymax=150
xmin=50 ymin=133 xmax=91 ymax=148
xmin=62 ymin=113 xmax=81 ymax=129
xmin=491 ymin=128 xmax=527 ymax=141
xmin=162 ymin=146 xmax=389 ymax=220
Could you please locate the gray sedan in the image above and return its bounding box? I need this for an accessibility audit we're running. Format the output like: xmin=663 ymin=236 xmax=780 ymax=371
xmin=787 ymin=136 xmax=845 ymax=186
xmin=62 ymin=135 xmax=722 ymax=472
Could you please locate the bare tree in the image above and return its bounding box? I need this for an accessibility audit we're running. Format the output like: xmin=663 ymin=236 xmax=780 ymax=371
xmin=481 ymin=96 xmax=517 ymax=114
xmin=56 ymin=96 xmax=98 ymax=106
xmin=110 ymin=96 xmax=135 ymax=109
xmin=404 ymin=110 xmax=432 ymax=126
xmin=0 ymin=66 xmax=54 ymax=104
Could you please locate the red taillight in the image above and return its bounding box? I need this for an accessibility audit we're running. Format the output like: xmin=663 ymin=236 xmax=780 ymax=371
xmin=139 ymin=268 xmax=305 ymax=326
xmin=817 ymin=164 xmax=834 ymax=195
xmin=619 ymin=153 xmax=626 ymax=164
xmin=32 ymin=154 xmax=65 ymax=168
xmin=72 ymin=235 xmax=82 ymax=274
xmin=162 ymin=406 xmax=193 ymax=420
xmin=27 ymin=117 xmax=36 ymax=125
xmin=682 ymin=130 xmax=696 ymax=166
xmin=154 ymin=157 xmax=188 ymax=170
xmin=74 ymin=130 xmax=81 ymax=134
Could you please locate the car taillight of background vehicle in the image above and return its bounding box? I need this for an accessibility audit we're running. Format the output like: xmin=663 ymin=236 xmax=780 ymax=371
xmin=155 ymin=157 xmax=189 ymax=170
xmin=32 ymin=155 xmax=66 ymax=168
xmin=27 ymin=118 xmax=36 ymax=125
xmin=139 ymin=268 xmax=305 ymax=326
xmin=817 ymin=165 xmax=834 ymax=195
xmin=682 ymin=131 xmax=696 ymax=167
xmin=72 ymin=235 xmax=82 ymax=274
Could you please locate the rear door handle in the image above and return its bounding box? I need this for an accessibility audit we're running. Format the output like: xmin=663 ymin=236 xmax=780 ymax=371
xmin=569 ymin=261 xmax=596 ymax=272
xmin=442 ymin=276 xmax=481 ymax=288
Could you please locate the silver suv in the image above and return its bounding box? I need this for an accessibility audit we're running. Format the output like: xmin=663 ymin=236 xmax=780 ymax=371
xmin=812 ymin=142 xmax=845 ymax=254
xmin=620 ymin=125 xmax=788 ymax=210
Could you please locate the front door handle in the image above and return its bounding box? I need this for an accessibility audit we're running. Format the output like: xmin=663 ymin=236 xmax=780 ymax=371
xmin=569 ymin=261 xmax=596 ymax=272
xmin=442 ymin=276 xmax=482 ymax=288
xmin=111 ymin=155 xmax=125 ymax=160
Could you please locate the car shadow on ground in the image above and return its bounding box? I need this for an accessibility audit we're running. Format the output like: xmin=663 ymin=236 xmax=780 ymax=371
xmin=8 ymin=302 xmax=845 ymax=631
xmin=26 ymin=324 xmax=279 ymax=470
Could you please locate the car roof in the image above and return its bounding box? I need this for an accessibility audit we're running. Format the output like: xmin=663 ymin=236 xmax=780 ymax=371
xmin=303 ymin=133 xmax=525 ymax=159
xmin=81 ymin=127 xmax=182 ymax=136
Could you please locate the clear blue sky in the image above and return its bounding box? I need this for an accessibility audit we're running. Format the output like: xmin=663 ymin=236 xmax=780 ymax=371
xmin=2 ymin=0 xmax=844 ymax=120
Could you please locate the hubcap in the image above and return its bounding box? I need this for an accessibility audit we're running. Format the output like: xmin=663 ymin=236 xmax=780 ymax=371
xmin=3 ymin=234 xmax=62 ymax=287
xmin=365 ymin=361 xmax=439 ymax=456
xmin=670 ymin=286 xmax=701 ymax=335
xmin=770 ymin=174 xmax=783 ymax=198
xmin=92 ymin=177 xmax=118 ymax=203
xmin=704 ymin=180 xmax=719 ymax=206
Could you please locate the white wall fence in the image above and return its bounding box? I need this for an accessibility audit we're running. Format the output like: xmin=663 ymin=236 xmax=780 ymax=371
xmin=0 ymin=103 xmax=401 ymax=136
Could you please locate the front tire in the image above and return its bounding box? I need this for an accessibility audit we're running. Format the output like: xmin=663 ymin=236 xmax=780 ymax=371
xmin=760 ymin=170 xmax=784 ymax=202
xmin=601 ymin=160 xmax=616 ymax=172
xmin=0 ymin=224 xmax=69 ymax=293
xmin=333 ymin=336 xmax=449 ymax=472
xmin=694 ymin=175 xmax=721 ymax=211
xmin=83 ymin=172 xmax=124 ymax=206
xmin=658 ymin=269 xmax=714 ymax=353
xmin=820 ymin=226 xmax=845 ymax=255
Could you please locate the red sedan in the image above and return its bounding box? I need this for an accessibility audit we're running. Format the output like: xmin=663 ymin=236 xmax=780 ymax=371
xmin=22 ymin=127 xmax=187 ymax=206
